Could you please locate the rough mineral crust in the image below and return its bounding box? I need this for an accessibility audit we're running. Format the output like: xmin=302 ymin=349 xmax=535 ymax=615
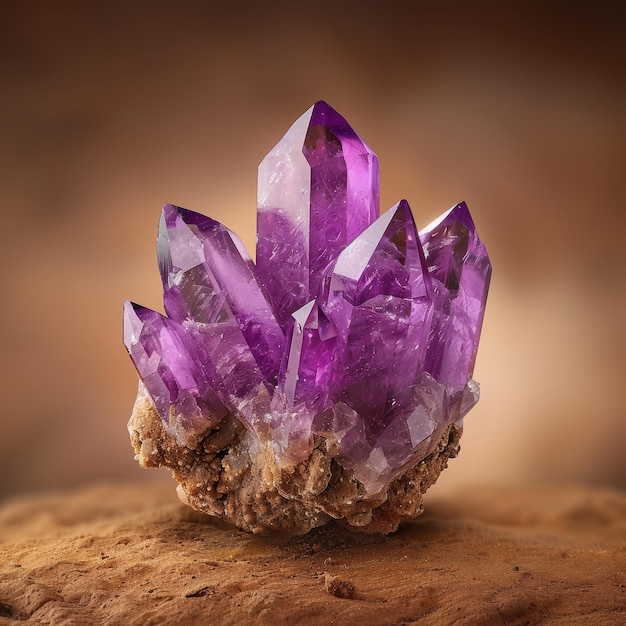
xmin=129 ymin=381 xmax=462 ymax=535
xmin=123 ymin=101 xmax=491 ymax=535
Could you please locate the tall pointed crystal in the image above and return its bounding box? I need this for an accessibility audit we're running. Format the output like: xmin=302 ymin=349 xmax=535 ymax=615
xmin=257 ymin=101 xmax=380 ymax=322
xmin=324 ymin=200 xmax=434 ymax=420
xmin=312 ymin=200 xmax=439 ymax=492
xmin=123 ymin=301 xmax=227 ymax=444
xmin=419 ymin=201 xmax=491 ymax=398
xmin=158 ymin=203 xmax=285 ymax=387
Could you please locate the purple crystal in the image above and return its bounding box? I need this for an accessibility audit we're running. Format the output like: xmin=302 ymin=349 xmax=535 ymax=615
xmin=123 ymin=102 xmax=491 ymax=496
xmin=324 ymin=200 xmax=434 ymax=418
xmin=123 ymin=301 xmax=227 ymax=443
xmin=420 ymin=202 xmax=491 ymax=410
xmin=267 ymin=200 xmax=444 ymax=486
xmin=158 ymin=203 xmax=285 ymax=387
xmin=268 ymin=299 xmax=338 ymax=461
xmin=257 ymin=100 xmax=380 ymax=322
xmin=311 ymin=201 xmax=441 ymax=489
xmin=275 ymin=300 xmax=336 ymax=411
xmin=315 ymin=372 xmax=447 ymax=493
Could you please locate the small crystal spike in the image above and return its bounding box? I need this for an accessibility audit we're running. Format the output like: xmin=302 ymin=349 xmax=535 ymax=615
xmin=123 ymin=301 xmax=227 ymax=443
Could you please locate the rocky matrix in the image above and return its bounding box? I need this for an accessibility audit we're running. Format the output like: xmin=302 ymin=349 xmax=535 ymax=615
xmin=124 ymin=101 xmax=491 ymax=535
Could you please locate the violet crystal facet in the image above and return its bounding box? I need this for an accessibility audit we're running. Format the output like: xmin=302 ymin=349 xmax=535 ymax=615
xmin=124 ymin=100 xmax=491 ymax=534
xmin=123 ymin=301 xmax=227 ymax=446
xmin=257 ymin=102 xmax=379 ymax=324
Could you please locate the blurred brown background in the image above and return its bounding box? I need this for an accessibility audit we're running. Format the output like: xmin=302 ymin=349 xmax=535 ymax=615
xmin=1 ymin=0 xmax=624 ymax=500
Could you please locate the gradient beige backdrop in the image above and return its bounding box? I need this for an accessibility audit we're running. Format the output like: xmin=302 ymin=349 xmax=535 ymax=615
xmin=1 ymin=1 xmax=624 ymax=500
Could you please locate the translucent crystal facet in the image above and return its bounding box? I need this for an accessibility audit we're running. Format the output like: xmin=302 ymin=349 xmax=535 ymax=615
xmin=158 ymin=203 xmax=284 ymax=386
xmin=123 ymin=101 xmax=491 ymax=499
xmin=420 ymin=202 xmax=492 ymax=416
xmin=257 ymin=100 xmax=380 ymax=323
xmin=123 ymin=301 xmax=227 ymax=444
xmin=324 ymin=200 xmax=434 ymax=418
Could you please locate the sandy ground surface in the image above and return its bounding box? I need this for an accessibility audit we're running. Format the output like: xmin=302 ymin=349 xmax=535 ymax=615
xmin=0 ymin=483 xmax=624 ymax=625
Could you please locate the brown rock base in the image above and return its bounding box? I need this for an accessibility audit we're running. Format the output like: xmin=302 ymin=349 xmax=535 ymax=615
xmin=128 ymin=384 xmax=462 ymax=535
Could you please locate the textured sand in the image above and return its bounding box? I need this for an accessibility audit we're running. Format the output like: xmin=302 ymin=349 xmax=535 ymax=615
xmin=0 ymin=484 xmax=624 ymax=625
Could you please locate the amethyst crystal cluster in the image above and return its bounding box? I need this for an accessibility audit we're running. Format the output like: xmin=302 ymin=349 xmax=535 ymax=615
xmin=124 ymin=102 xmax=491 ymax=533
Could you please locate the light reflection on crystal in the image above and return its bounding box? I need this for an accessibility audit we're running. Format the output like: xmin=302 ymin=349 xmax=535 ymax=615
xmin=256 ymin=100 xmax=380 ymax=323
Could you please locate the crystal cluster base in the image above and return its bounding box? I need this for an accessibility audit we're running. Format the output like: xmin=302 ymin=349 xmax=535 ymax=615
xmin=129 ymin=382 xmax=462 ymax=535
